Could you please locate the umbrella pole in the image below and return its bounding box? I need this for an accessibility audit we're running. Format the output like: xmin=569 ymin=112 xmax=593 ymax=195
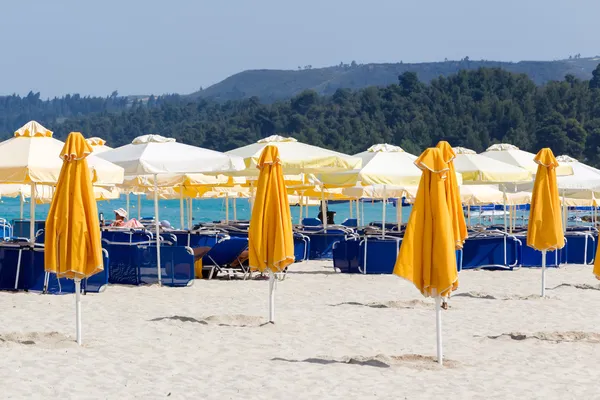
xmin=435 ymin=296 xmax=443 ymax=366
xmin=381 ymin=186 xmax=387 ymax=239
xmin=75 ymin=278 xmax=82 ymax=345
xmin=153 ymin=174 xmax=162 ymax=286
xmin=30 ymin=183 xmax=36 ymax=242
xmin=19 ymin=194 xmax=23 ymax=219
xmin=467 ymin=204 xmax=471 ymax=228
xmin=179 ymin=189 xmax=184 ymax=229
xmin=541 ymin=250 xmax=547 ymax=297
xmin=225 ymin=192 xmax=229 ymax=223
xmin=268 ymin=270 xmax=275 ymax=323
xmin=361 ymin=201 xmax=364 ymax=226
xmin=233 ymin=197 xmax=237 ymax=222
xmin=503 ymin=186 xmax=507 ymax=266
xmin=562 ymin=190 xmax=567 ymax=233
xmin=137 ymin=194 xmax=141 ymax=221
xmin=349 ymin=199 xmax=353 ymax=218
xmin=188 ymin=198 xmax=193 ymax=229
xmin=321 ymin=190 xmax=327 ymax=231
xmin=298 ymin=193 xmax=304 ymax=225
xmin=126 ymin=193 xmax=130 ymax=221
xmin=356 ymin=198 xmax=360 ymax=227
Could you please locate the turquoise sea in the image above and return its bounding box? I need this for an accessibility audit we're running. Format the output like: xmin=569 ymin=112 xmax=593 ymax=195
xmin=0 ymin=196 xmax=413 ymax=228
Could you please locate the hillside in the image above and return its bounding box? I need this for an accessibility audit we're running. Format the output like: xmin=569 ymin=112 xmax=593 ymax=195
xmin=190 ymin=57 xmax=600 ymax=103
xmin=56 ymin=66 xmax=600 ymax=167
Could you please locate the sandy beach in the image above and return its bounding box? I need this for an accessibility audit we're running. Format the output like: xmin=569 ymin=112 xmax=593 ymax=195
xmin=0 ymin=261 xmax=598 ymax=399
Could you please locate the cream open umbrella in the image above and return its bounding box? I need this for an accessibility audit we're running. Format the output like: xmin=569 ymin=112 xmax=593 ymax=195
xmin=98 ymin=134 xmax=245 ymax=285
xmin=481 ymin=143 xmax=573 ymax=176
xmin=86 ymin=137 xmax=113 ymax=154
xmin=0 ymin=122 xmax=124 ymax=241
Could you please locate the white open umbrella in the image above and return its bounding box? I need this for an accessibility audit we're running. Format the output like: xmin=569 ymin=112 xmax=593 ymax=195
xmin=0 ymin=121 xmax=124 ymax=241
xmin=98 ymin=134 xmax=245 ymax=285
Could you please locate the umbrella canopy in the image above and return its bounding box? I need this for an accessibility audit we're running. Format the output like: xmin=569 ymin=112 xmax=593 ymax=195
xmin=45 ymin=132 xmax=103 ymax=279
xmin=318 ymin=144 xmax=421 ymax=187
xmin=0 ymin=184 xmax=119 ymax=203
xmin=481 ymin=143 xmax=573 ymax=176
xmin=527 ymin=148 xmax=565 ymax=297
xmin=342 ymin=184 xmax=407 ymax=199
xmin=0 ymin=121 xmax=124 ymax=185
xmin=248 ymin=145 xmax=295 ymax=273
xmin=452 ymin=146 xmax=532 ymax=183
xmin=86 ymin=137 xmax=112 ymax=153
xmin=98 ymin=134 xmax=245 ymax=176
xmin=394 ymin=147 xmax=458 ymax=297
xmin=527 ymin=149 xmax=565 ymax=252
xmin=393 ymin=147 xmax=457 ymax=365
xmin=226 ymin=135 xmax=361 ymax=176
xmin=437 ymin=141 xmax=467 ymax=249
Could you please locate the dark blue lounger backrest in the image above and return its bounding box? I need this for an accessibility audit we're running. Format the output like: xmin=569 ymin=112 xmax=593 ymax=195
xmin=202 ymin=237 xmax=248 ymax=266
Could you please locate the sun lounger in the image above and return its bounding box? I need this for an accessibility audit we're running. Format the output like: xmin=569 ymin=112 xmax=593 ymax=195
xmin=297 ymin=227 xmax=359 ymax=259
xmin=332 ymin=236 xmax=361 ymax=273
xmin=462 ymin=232 xmax=523 ymax=270
xmin=202 ymin=236 xmax=249 ymax=279
xmin=564 ymin=231 xmax=596 ymax=265
xmin=358 ymin=235 xmax=402 ymax=274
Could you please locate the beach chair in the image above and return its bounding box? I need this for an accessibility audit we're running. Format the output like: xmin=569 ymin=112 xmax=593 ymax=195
xmin=293 ymin=232 xmax=310 ymax=262
xmin=462 ymin=231 xmax=523 ymax=270
xmin=340 ymin=218 xmax=358 ymax=228
xmin=301 ymin=217 xmax=322 ymax=227
xmin=564 ymin=231 xmax=596 ymax=265
xmin=0 ymin=219 xmax=13 ymax=239
xmin=202 ymin=236 xmax=249 ymax=279
xmin=516 ymin=234 xmax=566 ymax=268
xmin=299 ymin=227 xmax=359 ymax=259
xmin=10 ymin=219 xmax=45 ymax=240
xmin=332 ymin=236 xmax=361 ymax=273
xmin=358 ymin=235 xmax=402 ymax=274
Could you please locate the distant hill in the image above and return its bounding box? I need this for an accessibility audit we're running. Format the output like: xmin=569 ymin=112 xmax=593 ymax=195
xmin=190 ymin=57 xmax=600 ymax=103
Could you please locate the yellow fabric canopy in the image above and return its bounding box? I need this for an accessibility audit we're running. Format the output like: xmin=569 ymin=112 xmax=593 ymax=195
xmin=394 ymin=147 xmax=458 ymax=298
xmin=45 ymin=132 xmax=103 ymax=279
xmin=248 ymin=145 xmax=295 ymax=273
xmin=436 ymin=141 xmax=467 ymax=249
xmin=526 ymin=148 xmax=565 ymax=251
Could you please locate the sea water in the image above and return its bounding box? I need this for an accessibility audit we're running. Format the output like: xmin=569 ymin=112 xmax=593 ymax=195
xmin=0 ymin=196 xmax=414 ymax=228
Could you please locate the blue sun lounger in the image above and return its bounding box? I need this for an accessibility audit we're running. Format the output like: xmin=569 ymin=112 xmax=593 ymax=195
xmin=202 ymin=236 xmax=249 ymax=279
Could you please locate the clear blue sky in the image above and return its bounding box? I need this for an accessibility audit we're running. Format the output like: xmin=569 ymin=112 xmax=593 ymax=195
xmin=1 ymin=0 xmax=597 ymax=98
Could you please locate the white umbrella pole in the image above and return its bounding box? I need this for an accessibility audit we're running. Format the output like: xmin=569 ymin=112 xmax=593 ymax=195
xmin=298 ymin=192 xmax=304 ymax=225
xmin=179 ymin=189 xmax=184 ymax=229
xmin=137 ymin=194 xmax=141 ymax=221
xmin=233 ymin=197 xmax=237 ymax=222
xmin=467 ymin=204 xmax=471 ymax=228
xmin=268 ymin=270 xmax=275 ymax=323
xmin=153 ymin=174 xmax=162 ymax=286
xmin=396 ymin=198 xmax=402 ymax=228
xmin=75 ymin=278 xmax=82 ymax=345
xmin=435 ymin=296 xmax=443 ymax=366
xmin=349 ymin=199 xmax=353 ymax=218
xmin=361 ymin=201 xmax=364 ymax=226
xmin=19 ymin=194 xmax=24 ymax=219
xmin=541 ymin=250 xmax=547 ymax=297
xmin=188 ymin=198 xmax=193 ymax=229
xmin=381 ymin=194 xmax=387 ymax=239
xmin=126 ymin=192 xmax=130 ymax=221
xmin=356 ymin=198 xmax=360 ymax=226
xmin=30 ymin=183 xmax=35 ymax=242
xmin=225 ymin=192 xmax=229 ymax=223
xmin=503 ymin=186 xmax=507 ymax=266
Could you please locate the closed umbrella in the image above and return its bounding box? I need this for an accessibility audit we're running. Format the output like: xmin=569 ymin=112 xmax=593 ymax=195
xmin=248 ymin=145 xmax=295 ymax=323
xmin=436 ymin=142 xmax=468 ymax=249
xmin=393 ymin=147 xmax=458 ymax=365
xmin=44 ymin=132 xmax=104 ymax=345
xmin=527 ymin=148 xmax=565 ymax=297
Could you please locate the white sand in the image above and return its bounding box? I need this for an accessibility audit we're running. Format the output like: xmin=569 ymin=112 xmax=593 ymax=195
xmin=1 ymin=262 xmax=599 ymax=399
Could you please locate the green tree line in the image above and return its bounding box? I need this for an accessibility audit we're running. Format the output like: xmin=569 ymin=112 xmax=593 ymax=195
xmin=6 ymin=65 xmax=600 ymax=166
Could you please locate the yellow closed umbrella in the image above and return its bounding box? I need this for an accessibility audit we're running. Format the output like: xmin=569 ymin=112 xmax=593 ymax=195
xmin=393 ymin=147 xmax=457 ymax=365
xmin=45 ymin=132 xmax=103 ymax=345
xmin=248 ymin=145 xmax=295 ymax=323
xmin=527 ymin=148 xmax=564 ymax=297
xmin=594 ymin=252 xmax=600 ymax=280
xmin=436 ymin=141 xmax=468 ymax=249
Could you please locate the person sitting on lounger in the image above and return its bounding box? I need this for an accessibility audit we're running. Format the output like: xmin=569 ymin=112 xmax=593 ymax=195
xmin=111 ymin=208 xmax=143 ymax=228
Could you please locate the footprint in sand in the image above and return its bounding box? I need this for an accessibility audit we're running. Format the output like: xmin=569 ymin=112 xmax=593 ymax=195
xmin=331 ymin=300 xmax=435 ymax=309
xmin=0 ymin=332 xmax=74 ymax=348
xmin=548 ymin=283 xmax=600 ymax=291
xmin=454 ymin=291 xmax=553 ymax=301
xmin=273 ymin=354 xmax=459 ymax=369
xmin=151 ymin=315 xmax=267 ymax=327
xmin=485 ymin=331 xmax=600 ymax=343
